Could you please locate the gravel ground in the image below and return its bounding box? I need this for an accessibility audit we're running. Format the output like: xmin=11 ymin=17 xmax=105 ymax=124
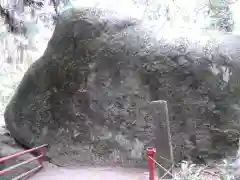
xmin=28 ymin=163 xmax=221 ymax=180
xmin=29 ymin=163 xmax=150 ymax=180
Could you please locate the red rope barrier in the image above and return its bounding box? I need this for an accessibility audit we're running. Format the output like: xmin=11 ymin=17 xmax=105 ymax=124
xmin=0 ymin=144 xmax=48 ymax=179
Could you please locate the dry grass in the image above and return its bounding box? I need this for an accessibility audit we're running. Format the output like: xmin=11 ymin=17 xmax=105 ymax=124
xmin=161 ymin=160 xmax=238 ymax=180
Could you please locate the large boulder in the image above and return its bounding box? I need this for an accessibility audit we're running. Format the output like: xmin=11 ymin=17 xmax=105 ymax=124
xmin=4 ymin=7 xmax=240 ymax=167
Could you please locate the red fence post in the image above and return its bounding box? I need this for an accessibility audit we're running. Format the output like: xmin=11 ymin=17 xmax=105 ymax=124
xmin=147 ymin=147 xmax=155 ymax=180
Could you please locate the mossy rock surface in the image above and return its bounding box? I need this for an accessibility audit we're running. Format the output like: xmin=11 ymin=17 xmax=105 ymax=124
xmin=4 ymin=7 xmax=240 ymax=167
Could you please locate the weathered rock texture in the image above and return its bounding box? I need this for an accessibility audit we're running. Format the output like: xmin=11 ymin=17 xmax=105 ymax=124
xmin=4 ymin=7 xmax=240 ymax=167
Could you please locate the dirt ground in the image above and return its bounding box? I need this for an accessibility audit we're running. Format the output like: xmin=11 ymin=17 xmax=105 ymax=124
xmin=29 ymin=163 xmax=150 ymax=180
xmin=27 ymin=162 xmax=220 ymax=180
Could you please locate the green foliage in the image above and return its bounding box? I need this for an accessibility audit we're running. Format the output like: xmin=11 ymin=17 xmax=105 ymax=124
xmin=209 ymin=6 xmax=234 ymax=32
xmin=208 ymin=0 xmax=234 ymax=32
xmin=217 ymin=159 xmax=236 ymax=180
xmin=172 ymin=160 xmax=236 ymax=180
xmin=0 ymin=3 xmax=54 ymax=117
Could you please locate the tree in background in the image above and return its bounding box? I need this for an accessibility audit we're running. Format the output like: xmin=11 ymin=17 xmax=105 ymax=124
xmin=0 ymin=0 xmax=61 ymax=116
xmin=208 ymin=0 xmax=235 ymax=32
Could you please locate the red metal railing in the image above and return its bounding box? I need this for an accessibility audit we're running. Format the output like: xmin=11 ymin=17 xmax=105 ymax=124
xmin=0 ymin=144 xmax=48 ymax=180
xmin=147 ymin=147 xmax=156 ymax=180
